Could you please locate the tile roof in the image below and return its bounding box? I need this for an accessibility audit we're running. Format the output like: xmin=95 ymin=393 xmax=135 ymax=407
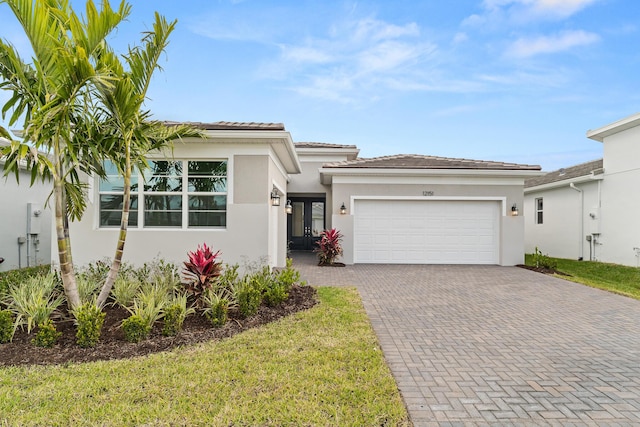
xmin=323 ymin=154 xmax=541 ymax=171
xmin=162 ymin=121 xmax=285 ymax=131
xmin=295 ymin=142 xmax=358 ymax=149
xmin=525 ymin=159 xmax=603 ymax=188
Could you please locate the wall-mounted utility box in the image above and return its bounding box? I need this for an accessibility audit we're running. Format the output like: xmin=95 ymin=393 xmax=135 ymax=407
xmin=27 ymin=203 xmax=42 ymax=235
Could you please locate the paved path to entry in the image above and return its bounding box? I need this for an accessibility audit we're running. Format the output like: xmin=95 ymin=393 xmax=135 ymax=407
xmin=292 ymin=252 xmax=640 ymax=426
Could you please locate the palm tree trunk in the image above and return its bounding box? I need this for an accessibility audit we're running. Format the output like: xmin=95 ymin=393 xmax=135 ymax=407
xmin=54 ymin=177 xmax=81 ymax=309
xmin=98 ymin=147 xmax=131 ymax=307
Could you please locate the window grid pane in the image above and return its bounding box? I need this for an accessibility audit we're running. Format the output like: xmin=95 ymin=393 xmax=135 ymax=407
xmin=99 ymin=160 xmax=227 ymax=229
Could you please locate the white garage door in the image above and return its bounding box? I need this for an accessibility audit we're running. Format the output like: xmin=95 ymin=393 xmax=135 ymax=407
xmin=354 ymin=199 xmax=500 ymax=264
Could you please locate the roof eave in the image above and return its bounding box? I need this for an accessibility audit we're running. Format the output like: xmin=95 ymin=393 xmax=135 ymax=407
xmin=525 ymin=172 xmax=604 ymax=193
xmin=182 ymin=129 xmax=302 ymax=174
xmin=587 ymin=112 xmax=640 ymax=142
xmin=320 ymin=167 xmax=544 ymax=185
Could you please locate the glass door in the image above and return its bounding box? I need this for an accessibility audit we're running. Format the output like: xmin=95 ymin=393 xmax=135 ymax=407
xmin=288 ymin=197 xmax=325 ymax=251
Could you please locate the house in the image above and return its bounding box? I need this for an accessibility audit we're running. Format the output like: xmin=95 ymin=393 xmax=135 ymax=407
xmin=61 ymin=121 xmax=542 ymax=269
xmin=524 ymin=112 xmax=640 ymax=267
xmin=0 ymin=138 xmax=53 ymax=272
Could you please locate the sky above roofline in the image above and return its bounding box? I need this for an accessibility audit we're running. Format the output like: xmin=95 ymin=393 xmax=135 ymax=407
xmin=1 ymin=0 xmax=638 ymax=171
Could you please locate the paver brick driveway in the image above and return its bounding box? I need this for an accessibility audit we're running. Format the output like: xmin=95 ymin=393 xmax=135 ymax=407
xmin=292 ymin=253 xmax=640 ymax=426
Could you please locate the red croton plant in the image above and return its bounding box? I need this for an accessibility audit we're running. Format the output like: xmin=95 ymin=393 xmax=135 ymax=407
xmin=183 ymin=243 xmax=222 ymax=307
xmin=315 ymin=228 xmax=344 ymax=265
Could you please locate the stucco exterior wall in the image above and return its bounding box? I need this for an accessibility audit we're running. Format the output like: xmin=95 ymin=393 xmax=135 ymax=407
xmin=598 ymin=125 xmax=640 ymax=265
xmin=524 ymin=180 xmax=600 ymax=261
xmin=0 ymin=167 xmax=52 ymax=272
xmin=65 ymin=142 xmax=289 ymax=270
xmin=328 ymin=176 xmax=526 ymax=266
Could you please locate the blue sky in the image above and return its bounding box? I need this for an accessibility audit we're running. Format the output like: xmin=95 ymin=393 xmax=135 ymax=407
xmin=1 ymin=0 xmax=639 ymax=171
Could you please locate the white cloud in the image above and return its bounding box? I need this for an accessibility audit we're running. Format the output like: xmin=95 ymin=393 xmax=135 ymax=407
xmin=279 ymin=46 xmax=334 ymax=64
xmin=349 ymin=18 xmax=420 ymax=43
xmin=466 ymin=0 xmax=600 ymax=26
xmin=263 ymin=17 xmax=443 ymax=102
xmin=506 ymin=30 xmax=600 ymax=58
xmin=528 ymin=0 xmax=599 ymax=18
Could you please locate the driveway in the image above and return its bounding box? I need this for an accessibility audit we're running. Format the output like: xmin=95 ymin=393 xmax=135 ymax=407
xmin=292 ymin=252 xmax=640 ymax=426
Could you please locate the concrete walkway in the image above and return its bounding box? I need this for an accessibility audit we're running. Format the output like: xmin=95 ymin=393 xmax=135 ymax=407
xmin=291 ymin=252 xmax=640 ymax=426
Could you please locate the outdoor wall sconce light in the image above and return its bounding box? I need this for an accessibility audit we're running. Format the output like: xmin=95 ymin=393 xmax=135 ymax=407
xmin=511 ymin=203 xmax=519 ymax=216
xmin=270 ymin=188 xmax=281 ymax=206
xmin=285 ymin=200 xmax=293 ymax=214
xmin=340 ymin=203 xmax=347 ymax=215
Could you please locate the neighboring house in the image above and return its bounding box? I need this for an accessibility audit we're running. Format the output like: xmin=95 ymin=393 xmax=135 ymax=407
xmin=524 ymin=112 xmax=640 ymax=267
xmin=61 ymin=121 xmax=542 ymax=269
xmin=0 ymin=139 xmax=53 ymax=272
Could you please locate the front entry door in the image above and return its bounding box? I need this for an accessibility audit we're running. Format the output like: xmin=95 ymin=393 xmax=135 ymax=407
xmin=288 ymin=198 xmax=326 ymax=251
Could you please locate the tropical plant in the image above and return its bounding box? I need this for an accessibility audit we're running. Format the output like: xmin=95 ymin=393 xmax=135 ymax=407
xmin=7 ymin=273 xmax=64 ymax=334
xmin=75 ymin=275 xmax=101 ymax=305
xmin=122 ymin=283 xmax=169 ymax=341
xmin=110 ymin=275 xmax=142 ymax=308
xmin=315 ymin=228 xmax=344 ymax=265
xmin=0 ymin=264 xmax=51 ymax=307
xmin=182 ymin=243 xmax=223 ymax=307
xmin=0 ymin=0 xmax=131 ymax=309
xmin=73 ymin=301 xmax=106 ymax=348
xmin=202 ymin=288 xmax=229 ymax=327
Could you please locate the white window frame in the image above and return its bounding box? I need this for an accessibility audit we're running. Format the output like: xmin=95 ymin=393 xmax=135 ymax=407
xmin=535 ymin=197 xmax=543 ymax=224
xmin=98 ymin=159 xmax=228 ymax=230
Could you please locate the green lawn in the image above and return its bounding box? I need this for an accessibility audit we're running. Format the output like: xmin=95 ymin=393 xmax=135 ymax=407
xmin=0 ymin=287 xmax=410 ymax=426
xmin=525 ymin=254 xmax=640 ymax=299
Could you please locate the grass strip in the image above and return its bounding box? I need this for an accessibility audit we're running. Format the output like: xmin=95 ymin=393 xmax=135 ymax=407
xmin=0 ymin=287 xmax=410 ymax=426
xmin=525 ymin=254 xmax=640 ymax=300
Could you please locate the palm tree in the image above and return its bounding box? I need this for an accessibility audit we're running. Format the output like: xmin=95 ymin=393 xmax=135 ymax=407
xmin=0 ymin=0 xmax=131 ymax=309
xmin=93 ymin=13 xmax=201 ymax=307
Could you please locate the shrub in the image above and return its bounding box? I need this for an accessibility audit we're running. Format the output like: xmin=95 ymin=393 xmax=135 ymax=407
xmin=73 ymin=302 xmax=106 ymax=348
xmin=203 ymin=291 xmax=229 ymax=327
xmin=31 ymin=319 xmax=61 ymax=348
xmin=0 ymin=309 xmax=14 ymax=343
xmin=162 ymin=294 xmax=194 ymax=336
xmin=8 ymin=273 xmax=65 ymax=334
xmin=263 ymin=281 xmax=288 ymax=307
xmin=182 ymin=243 xmax=223 ymax=308
xmin=121 ymin=314 xmax=150 ymax=343
xmin=236 ymin=278 xmax=262 ymax=318
xmin=148 ymin=259 xmax=181 ymax=293
xmin=315 ymin=228 xmax=343 ymax=265
xmin=275 ymin=258 xmax=300 ymax=290
xmin=218 ymin=263 xmax=240 ymax=293
xmin=533 ymin=247 xmax=558 ymax=270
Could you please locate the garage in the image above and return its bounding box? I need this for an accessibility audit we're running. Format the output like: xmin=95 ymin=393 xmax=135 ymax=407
xmin=354 ymin=199 xmax=500 ymax=264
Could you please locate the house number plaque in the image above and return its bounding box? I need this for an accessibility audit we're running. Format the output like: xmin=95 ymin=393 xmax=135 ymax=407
xmin=422 ymin=191 xmax=434 ymax=196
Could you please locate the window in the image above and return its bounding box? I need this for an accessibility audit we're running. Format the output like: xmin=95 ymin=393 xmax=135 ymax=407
xmin=98 ymin=162 xmax=138 ymax=227
xmin=99 ymin=159 xmax=227 ymax=229
xmin=535 ymin=198 xmax=543 ymax=224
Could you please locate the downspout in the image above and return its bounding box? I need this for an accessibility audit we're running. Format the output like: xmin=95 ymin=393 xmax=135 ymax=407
xmin=569 ymin=183 xmax=584 ymax=260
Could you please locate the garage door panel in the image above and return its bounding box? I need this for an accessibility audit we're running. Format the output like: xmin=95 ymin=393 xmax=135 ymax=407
xmin=354 ymin=199 xmax=499 ymax=264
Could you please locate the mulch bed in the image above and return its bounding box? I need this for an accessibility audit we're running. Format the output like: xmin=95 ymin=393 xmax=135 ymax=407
xmin=0 ymin=285 xmax=317 ymax=367
xmin=516 ymin=264 xmax=571 ymax=276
